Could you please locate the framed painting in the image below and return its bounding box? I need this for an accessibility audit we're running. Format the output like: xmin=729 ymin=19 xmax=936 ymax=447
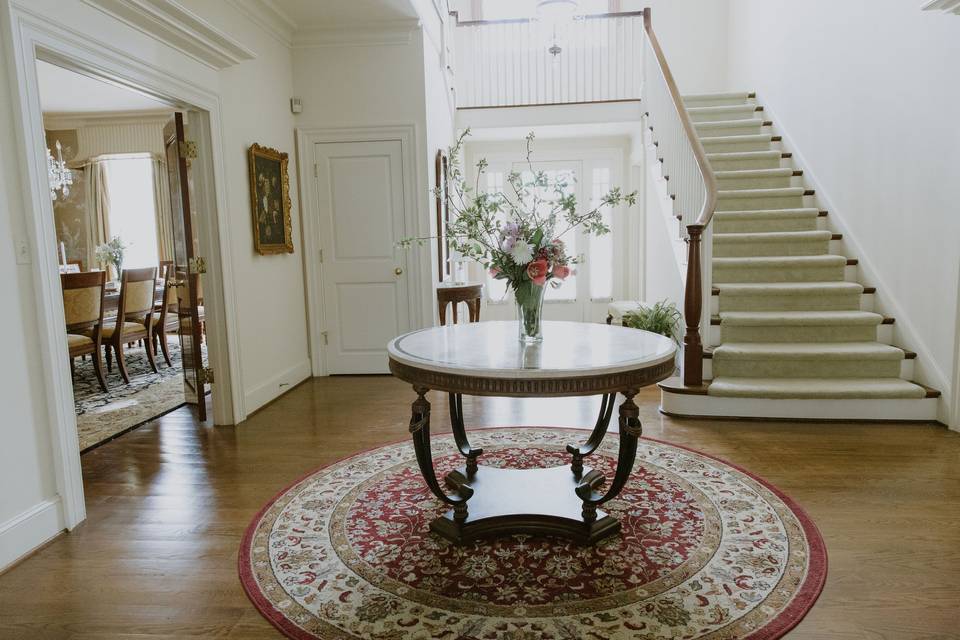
xmin=435 ymin=149 xmax=451 ymax=282
xmin=248 ymin=143 xmax=294 ymax=255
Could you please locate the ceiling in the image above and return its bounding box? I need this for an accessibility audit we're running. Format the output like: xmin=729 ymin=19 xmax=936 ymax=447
xmin=36 ymin=61 xmax=171 ymax=114
xmin=270 ymin=0 xmax=418 ymax=26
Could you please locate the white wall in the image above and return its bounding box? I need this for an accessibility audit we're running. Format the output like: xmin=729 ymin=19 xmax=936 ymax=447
xmin=291 ymin=28 xmax=441 ymax=331
xmin=726 ymin=0 xmax=960 ymax=423
xmin=616 ymin=0 xmax=731 ymax=95
xmin=0 ymin=0 xmax=310 ymax=569
xmin=183 ymin=0 xmax=311 ymax=413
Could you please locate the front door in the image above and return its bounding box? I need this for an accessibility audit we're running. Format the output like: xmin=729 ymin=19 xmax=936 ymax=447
xmin=164 ymin=113 xmax=206 ymax=420
xmin=313 ymin=140 xmax=411 ymax=374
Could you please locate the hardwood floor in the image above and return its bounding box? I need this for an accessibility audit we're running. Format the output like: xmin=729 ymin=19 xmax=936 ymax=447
xmin=1 ymin=376 xmax=959 ymax=639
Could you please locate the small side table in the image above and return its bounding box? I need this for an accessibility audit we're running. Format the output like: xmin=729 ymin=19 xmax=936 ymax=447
xmin=436 ymin=282 xmax=483 ymax=326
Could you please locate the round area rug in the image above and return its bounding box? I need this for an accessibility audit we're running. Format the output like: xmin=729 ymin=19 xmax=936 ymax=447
xmin=239 ymin=428 xmax=826 ymax=640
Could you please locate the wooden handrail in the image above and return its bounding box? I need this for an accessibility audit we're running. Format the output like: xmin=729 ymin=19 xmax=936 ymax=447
xmin=642 ymin=8 xmax=717 ymax=228
xmin=642 ymin=8 xmax=717 ymax=387
xmin=450 ymin=10 xmax=645 ymax=27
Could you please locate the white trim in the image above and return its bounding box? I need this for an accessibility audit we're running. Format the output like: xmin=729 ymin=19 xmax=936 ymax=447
xmin=756 ymin=93 xmax=951 ymax=423
xmin=42 ymin=108 xmax=173 ymax=128
xmin=292 ymin=19 xmax=420 ymax=48
xmin=81 ymin=0 xmax=257 ymax=69
xmin=295 ymin=124 xmax=429 ymax=377
xmin=0 ymin=499 xmax=64 ymax=572
xmin=661 ymin=389 xmax=940 ymax=422
xmin=224 ymin=0 xmax=295 ymax=48
xmin=244 ymin=358 xmax=311 ymax=414
xmin=3 ymin=1 xmax=247 ymax=529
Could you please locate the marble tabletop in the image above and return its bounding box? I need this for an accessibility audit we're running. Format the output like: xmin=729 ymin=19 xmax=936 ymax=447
xmin=387 ymin=321 xmax=676 ymax=379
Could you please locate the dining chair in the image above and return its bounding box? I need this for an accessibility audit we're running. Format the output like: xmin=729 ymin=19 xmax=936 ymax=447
xmin=152 ymin=270 xmax=179 ymax=366
xmin=61 ymin=270 xmax=108 ymax=392
xmin=97 ymin=267 xmax=159 ymax=383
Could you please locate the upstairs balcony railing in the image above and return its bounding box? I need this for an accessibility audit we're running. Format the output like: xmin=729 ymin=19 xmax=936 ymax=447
xmin=453 ymin=11 xmax=644 ymax=108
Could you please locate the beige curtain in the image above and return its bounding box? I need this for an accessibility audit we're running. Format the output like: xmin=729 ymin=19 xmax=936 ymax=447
xmin=84 ymin=160 xmax=111 ymax=275
xmin=152 ymin=157 xmax=175 ymax=262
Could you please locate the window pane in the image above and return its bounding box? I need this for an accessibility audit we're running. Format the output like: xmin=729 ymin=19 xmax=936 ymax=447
xmin=483 ymin=171 xmax=509 ymax=302
xmin=589 ymin=167 xmax=613 ymax=300
xmin=522 ymin=168 xmax=577 ymax=302
xmin=105 ymin=157 xmax=159 ymax=271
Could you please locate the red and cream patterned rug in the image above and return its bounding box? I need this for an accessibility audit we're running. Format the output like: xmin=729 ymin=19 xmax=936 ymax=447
xmin=239 ymin=428 xmax=826 ymax=639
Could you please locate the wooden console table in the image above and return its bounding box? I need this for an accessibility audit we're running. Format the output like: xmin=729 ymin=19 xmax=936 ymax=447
xmin=436 ymin=282 xmax=482 ymax=325
xmin=387 ymin=320 xmax=676 ymax=545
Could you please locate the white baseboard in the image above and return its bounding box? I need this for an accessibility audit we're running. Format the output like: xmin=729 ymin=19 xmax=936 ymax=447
xmin=661 ymin=389 xmax=940 ymax=422
xmin=243 ymin=359 xmax=312 ymax=415
xmin=755 ymin=93 xmax=951 ymax=424
xmin=0 ymin=498 xmax=64 ymax=572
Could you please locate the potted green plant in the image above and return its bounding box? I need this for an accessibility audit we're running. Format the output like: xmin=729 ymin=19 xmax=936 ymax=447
xmin=621 ymin=299 xmax=682 ymax=344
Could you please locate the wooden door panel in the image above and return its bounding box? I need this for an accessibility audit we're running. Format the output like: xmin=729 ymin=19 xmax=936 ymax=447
xmin=164 ymin=113 xmax=206 ymax=420
xmin=314 ymin=140 xmax=409 ymax=374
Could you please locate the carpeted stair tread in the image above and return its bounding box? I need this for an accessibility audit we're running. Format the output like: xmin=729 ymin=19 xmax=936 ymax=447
xmin=714 ymin=282 xmax=866 ymax=312
xmin=715 ymin=209 xmax=821 ymax=233
xmin=688 ymin=104 xmax=758 ymax=122
xmin=708 ymin=377 xmax=927 ymax=399
xmin=718 ymin=310 xmax=883 ymax=326
xmin=707 ymin=150 xmax=782 ymax=162
xmin=701 ymin=134 xmax=773 ymax=146
xmin=683 ymin=91 xmax=754 ymax=106
xmin=715 ymin=168 xmax=796 ymax=180
xmin=713 ymin=254 xmax=847 ymax=268
xmin=695 ymin=119 xmax=764 ymax=136
xmin=714 ymin=230 xmax=832 ymax=244
xmin=713 ymin=342 xmax=905 ymax=361
xmin=716 ymin=208 xmax=819 ymax=219
xmin=718 ymin=187 xmax=806 ymax=199
xmin=715 ymin=282 xmax=864 ymax=295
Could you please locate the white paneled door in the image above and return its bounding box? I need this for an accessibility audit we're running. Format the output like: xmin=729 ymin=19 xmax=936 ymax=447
xmin=313 ymin=140 xmax=410 ymax=374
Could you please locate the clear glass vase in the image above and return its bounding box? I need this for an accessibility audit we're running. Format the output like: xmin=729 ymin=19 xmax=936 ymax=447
xmin=514 ymin=282 xmax=546 ymax=343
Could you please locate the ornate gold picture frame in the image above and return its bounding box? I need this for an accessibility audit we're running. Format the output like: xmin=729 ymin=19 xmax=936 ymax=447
xmin=248 ymin=143 xmax=294 ymax=255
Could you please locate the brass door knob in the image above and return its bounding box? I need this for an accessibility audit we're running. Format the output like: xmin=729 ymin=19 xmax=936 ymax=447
xmin=394 ymin=267 xmax=403 ymax=276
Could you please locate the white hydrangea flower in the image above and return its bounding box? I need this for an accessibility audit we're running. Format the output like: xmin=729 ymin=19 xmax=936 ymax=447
xmin=509 ymin=241 xmax=534 ymax=264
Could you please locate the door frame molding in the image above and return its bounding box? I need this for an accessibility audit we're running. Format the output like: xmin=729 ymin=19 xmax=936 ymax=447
xmin=295 ymin=125 xmax=427 ymax=376
xmin=3 ymin=2 xmax=245 ymax=530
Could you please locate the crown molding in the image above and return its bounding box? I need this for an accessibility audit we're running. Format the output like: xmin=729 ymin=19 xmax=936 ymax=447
xmin=922 ymin=0 xmax=960 ymax=13
xmin=82 ymin=0 xmax=257 ymax=69
xmin=43 ymin=108 xmax=174 ymax=129
xmin=293 ymin=18 xmax=421 ymax=48
xmin=225 ymin=0 xmax=295 ymax=47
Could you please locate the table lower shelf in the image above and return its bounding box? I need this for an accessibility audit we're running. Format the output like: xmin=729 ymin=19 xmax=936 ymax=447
xmin=432 ymin=463 xmax=620 ymax=545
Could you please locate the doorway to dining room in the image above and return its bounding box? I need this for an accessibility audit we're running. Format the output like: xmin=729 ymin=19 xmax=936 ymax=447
xmin=38 ymin=59 xmax=210 ymax=452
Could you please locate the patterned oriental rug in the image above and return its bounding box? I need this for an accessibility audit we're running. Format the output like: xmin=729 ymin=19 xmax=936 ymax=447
xmin=239 ymin=428 xmax=826 ymax=640
xmin=72 ymin=337 xmax=202 ymax=451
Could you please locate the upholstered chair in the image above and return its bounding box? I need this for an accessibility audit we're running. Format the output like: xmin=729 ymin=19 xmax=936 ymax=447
xmin=152 ymin=270 xmax=179 ymax=367
xmin=61 ymin=270 xmax=108 ymax=392
xmin=98 ymin=267 xmax=159 ymax=383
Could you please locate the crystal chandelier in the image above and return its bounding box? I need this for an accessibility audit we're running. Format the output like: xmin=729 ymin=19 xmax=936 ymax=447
xmin=47 ymin=139 xmax=74 ymax=200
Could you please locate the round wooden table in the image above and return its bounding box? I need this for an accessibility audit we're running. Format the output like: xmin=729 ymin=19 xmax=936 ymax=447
xmin=387 ymin=320 xmax=676 ymax=545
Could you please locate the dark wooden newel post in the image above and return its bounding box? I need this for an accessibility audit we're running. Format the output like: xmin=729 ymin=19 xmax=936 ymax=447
xmin=683 ymin=225 xmax=704 ymax=386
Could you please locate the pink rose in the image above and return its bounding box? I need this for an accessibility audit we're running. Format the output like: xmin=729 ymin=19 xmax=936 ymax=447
xmin=552 ymin=264 xmax=570 ymax=280
xmin=526 ymin=259 xmax=549 ymax=286
xmin=489 ymin=266 xmax=500 ymax=277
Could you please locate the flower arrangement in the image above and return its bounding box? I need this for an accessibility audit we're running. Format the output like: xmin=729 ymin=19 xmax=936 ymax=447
xmin=404 ymin=129 xmax=636 ymax=342
xmin=95 ymin=236 xmax=126 ymax=280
